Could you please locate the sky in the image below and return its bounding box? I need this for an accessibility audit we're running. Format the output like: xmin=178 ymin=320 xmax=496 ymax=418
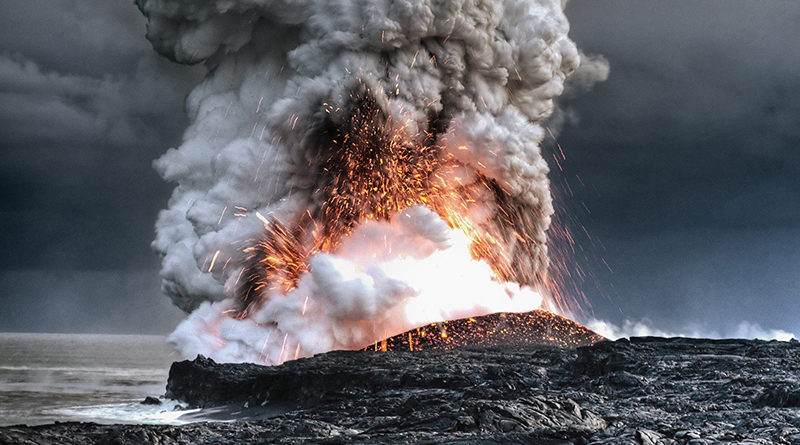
xmin=0 ymin=0 xmax=797 ymax=336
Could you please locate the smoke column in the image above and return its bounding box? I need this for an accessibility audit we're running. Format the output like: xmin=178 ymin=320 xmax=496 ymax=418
xmin=137 ymin=0 xmax=608 ymax=364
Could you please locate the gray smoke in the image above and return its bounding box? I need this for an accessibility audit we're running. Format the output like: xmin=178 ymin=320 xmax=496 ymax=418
xmin=137 ymin=0 xmax=607 ymax=363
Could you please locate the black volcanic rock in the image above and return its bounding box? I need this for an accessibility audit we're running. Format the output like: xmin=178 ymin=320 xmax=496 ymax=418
xmin=166 ymin=310 xmax=602 ymax=410
xmin=754 ymin=384 xmax=800 ymax=408
xmin=4 ymin=336 xmax=800 ymax=444
xmin=140 ymin=396 xmax=162 ymax=405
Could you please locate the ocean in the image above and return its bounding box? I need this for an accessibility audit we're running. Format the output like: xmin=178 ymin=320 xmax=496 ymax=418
xmin=0 ymin=333 xmax=195 ymax=426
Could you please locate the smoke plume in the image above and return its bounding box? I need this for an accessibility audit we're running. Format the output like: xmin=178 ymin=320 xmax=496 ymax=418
xmin=137 ymin=0 xmax=607 ymax=364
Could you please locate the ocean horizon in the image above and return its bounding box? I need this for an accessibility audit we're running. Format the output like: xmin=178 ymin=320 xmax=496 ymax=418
xmin=0 ymin=332 xmax=191 ymax=426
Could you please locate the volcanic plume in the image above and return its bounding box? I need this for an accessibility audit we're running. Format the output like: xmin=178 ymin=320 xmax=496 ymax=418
xmin=137 ymin=0 xmax=608 ymax=364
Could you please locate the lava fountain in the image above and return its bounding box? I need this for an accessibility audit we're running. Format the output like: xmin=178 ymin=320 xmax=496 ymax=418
xmin=137 ymin=0 xmax=608 ymax=364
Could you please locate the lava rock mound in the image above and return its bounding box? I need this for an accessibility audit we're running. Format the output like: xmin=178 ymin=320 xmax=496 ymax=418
xmin=363 ymin=309 xmax=603 ymax=352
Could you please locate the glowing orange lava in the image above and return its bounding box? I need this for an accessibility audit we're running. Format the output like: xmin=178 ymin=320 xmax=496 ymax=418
xmin=363 ymin=310 xmax=603 ymax=351
xmin=236 ymin=81 xmax=565 ymax=324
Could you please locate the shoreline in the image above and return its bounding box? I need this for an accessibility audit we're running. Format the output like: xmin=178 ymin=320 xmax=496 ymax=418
xmin=3 ymin=337 xmax=799 ymax=443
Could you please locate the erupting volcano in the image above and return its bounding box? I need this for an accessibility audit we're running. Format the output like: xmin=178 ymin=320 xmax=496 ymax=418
xmin=138 ymin=0 xmax=608 ymax=365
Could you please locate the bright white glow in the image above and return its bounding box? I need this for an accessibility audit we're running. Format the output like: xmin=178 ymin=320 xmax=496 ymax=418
xmin=169 ymin=206 xmax=543 ymax=365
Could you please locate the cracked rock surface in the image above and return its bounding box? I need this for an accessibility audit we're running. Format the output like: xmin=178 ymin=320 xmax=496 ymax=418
xmin=3 ymin=337 xmax=800 ymax=444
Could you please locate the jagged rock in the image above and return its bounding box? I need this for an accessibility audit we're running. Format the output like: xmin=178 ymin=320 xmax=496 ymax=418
xmin=753 ymin=384 xmax=800 ymax=408
xmin=636 ymin=428 xmax=662 ymax=445
xmin=140 ymin=396 xmax=162 ymax=405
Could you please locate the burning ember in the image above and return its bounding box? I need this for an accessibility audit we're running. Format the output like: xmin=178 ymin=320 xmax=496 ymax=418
xmin=236 ymin=83 xmax=546 ymax=318
xmin=138 ymin=0 xmax=609 ymax=365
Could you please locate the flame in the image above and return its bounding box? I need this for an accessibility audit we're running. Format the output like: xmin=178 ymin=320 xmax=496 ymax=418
xmin=236 ymin=83 xmax=554 ymax=320
xmin=164 ymin=81 xmax=586 ymax=365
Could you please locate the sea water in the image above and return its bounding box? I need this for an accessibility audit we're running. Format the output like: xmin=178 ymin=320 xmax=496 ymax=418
xmin=0 ymin=333 xmax=198 ymax=426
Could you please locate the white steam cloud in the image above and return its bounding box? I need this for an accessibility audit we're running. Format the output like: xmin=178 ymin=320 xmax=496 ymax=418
xmin=137 ymin=0 xmax=607 ymax=364
xmin=586 ymin=318 xmax=796 ymax=342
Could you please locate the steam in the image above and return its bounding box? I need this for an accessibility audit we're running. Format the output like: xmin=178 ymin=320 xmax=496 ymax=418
xmin=137 ymin=0 xmax=607 ymax=364
xmin=586 ymin=318 xmax=796 ymax=342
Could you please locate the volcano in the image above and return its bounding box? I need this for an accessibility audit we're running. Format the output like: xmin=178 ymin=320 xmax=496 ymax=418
xmin=363 ymin=310 xmax=603 ymax=352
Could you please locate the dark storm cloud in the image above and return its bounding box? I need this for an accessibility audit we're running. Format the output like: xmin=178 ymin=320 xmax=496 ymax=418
xmin=560 ymin=0 xmax=800 ymax=231
xmin=0 ymin=0 xmax=202 ymax=332
xmin=0 ymin=54 xmax=186 ymax=148
xmin=0 ymin=0 xmax=202 ymax=270
xmin=555 ymin=0 xmax=800 ymax=336
xmin=0 ymin=270 xmax=183 ymax=333
xmin=0 ymin=1 xmax=146 ymax=75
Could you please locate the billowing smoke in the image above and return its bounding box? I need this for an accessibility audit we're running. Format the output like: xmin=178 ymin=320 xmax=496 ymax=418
xmin=137 ymin=0 xmax=607 ymax=364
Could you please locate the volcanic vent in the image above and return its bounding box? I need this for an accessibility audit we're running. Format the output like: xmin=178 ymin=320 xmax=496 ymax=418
xmin=365 ymin=310 xmax=603 ymax=352
xmin=138 ymin=0 xmax=609 ymax=364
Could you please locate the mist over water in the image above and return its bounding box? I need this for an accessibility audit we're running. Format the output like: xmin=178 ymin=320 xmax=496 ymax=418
xmin=0 ymin=333 xmax=178 ymax=426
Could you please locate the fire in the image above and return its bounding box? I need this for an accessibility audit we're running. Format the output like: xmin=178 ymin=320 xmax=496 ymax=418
xmin=235 ymin=82 xmax=553 ymax=321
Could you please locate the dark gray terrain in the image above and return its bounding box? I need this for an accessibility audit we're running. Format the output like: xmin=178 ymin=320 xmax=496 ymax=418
xmin=3 ymin=337 xmax=800 ymax=444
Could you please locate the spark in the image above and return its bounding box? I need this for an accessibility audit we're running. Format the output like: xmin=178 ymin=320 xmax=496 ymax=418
xmin=217 ymin=206 xmax=228 ymax=225
xmin=208 ymin=250 xmax=221 ymax=272
xmin=259 ymin=332 xmax=272 ymax=361
xmin=279 ymin=333 xmax=288 ymax=363
xmin=410 ymin=49 xmax=419 ymax=69
xmin=231 ymin=83 xmax=578 ymax=331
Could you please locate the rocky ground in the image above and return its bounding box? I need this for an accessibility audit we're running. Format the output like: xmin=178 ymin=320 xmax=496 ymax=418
xmin=3 ymin=322 xmax=800 ymax=444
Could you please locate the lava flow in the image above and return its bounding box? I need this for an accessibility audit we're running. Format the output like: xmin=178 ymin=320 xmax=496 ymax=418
xmin=364 ymin=310 xmax=603 ymax=352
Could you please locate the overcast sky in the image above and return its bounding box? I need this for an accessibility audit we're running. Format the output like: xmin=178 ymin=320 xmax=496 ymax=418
xmin=0 ymin=0 xmax=797 ymax=336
